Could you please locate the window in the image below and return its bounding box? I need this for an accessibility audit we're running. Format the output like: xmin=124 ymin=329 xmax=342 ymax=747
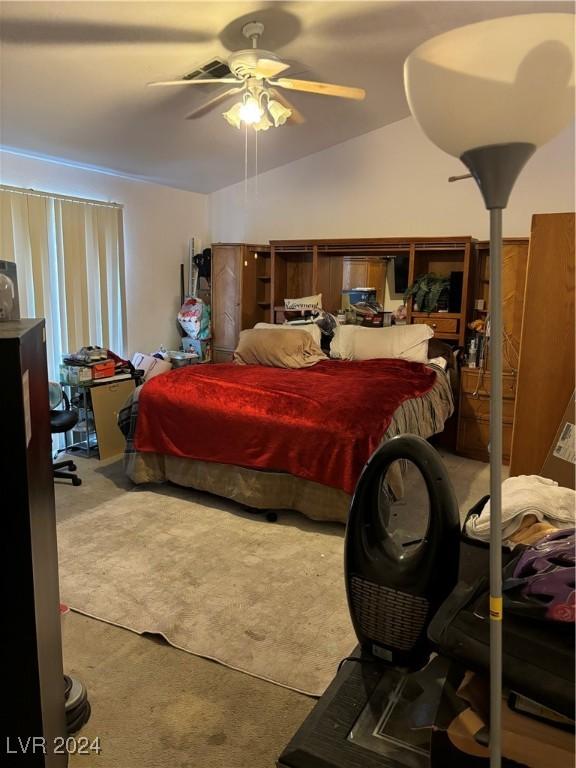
xmin=0 ymin=185 xmax=126 ymax=378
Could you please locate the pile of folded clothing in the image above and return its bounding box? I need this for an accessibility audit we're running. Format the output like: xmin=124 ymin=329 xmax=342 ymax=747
xmin=465 ymin=474 xmax=575 ymax=548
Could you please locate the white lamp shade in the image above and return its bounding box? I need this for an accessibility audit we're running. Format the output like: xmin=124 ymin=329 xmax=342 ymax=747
xmin=254 ymin=112 xmax=273 ymax=132
xmin=222 ymin=102 xmax=243 ymax=129
xmin=268 ymin=99 xmax=292 ymax=127
xmin=404 ymin=14 xmax=575 ymax=158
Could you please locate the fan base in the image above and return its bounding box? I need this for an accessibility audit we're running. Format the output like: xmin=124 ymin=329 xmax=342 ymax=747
xmin=242 ymin=21 xmax=265 ymax=41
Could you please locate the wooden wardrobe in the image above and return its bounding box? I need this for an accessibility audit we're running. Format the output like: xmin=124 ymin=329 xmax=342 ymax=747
xmin=509 ymin=212 xmax=575 ymax=476
xmin=211 ymin=243 xmax=271 ymax=362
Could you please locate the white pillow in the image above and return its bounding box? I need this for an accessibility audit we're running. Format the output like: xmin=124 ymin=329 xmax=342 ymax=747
xmin=428 ymin=356 xmax=448 ymax=371
xmin=254 ymin=321 xmax=322 ymax=346
xmin=284 ymin=293 xmax=323 ymax=312
xmin=330 ymin=324 xmax=433 ymax=363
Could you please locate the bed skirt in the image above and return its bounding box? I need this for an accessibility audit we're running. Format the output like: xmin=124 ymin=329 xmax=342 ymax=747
xmin=125 ymin=452 xmax=352 ymax=522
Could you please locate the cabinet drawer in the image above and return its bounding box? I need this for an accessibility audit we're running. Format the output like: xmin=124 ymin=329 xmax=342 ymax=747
xmin=457 ymin=418 xmax=512 ymax=462
xmin=460 ymin=395 xmax=516 ymax=423
xmin=413 ymin=316 xmax=458 ymax=334
xmin=461 ymin=369 xmax=517 ymax=399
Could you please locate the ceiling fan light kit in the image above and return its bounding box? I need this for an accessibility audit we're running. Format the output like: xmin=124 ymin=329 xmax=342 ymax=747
xmin=148 ymin=20 xmax=366 ymax=132
xmin=222 ymin=83 xmax=294 ymax=131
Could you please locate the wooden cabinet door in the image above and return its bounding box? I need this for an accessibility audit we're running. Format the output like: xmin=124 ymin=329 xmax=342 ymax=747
xmin=212 ymin=245 xmax=241 ymax=353
xmin=342 ymin=258 xmax=387 ymax=305
xmin=510 ymin=213 xmax=575 ymax=476
xmin=475 ymin=238 xmax=529 ymax=371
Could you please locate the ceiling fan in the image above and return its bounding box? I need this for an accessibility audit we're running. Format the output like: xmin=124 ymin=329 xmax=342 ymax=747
xmin=148 ymin=21 xmax=366 ymax=130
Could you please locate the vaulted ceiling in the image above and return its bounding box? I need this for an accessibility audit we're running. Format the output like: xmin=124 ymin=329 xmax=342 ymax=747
xmin=1 ymin=1 xmax=572 ymax=192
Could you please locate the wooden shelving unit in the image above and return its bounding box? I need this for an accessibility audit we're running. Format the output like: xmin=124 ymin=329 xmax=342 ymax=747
xmin=212 ymin=238 xmax=478 ymax=416
xmin=404 ymin=237 xmax=475 ymax=346
xmin=269 ymin=237 xmax=475 ymax=343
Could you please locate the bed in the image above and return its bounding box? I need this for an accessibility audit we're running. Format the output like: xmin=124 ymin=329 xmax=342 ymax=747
xmin=121 ymin=354 xmax=454 ymax=523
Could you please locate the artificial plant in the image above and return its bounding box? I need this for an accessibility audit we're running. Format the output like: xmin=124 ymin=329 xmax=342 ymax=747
xmin=404 ymin=273 xmax=451 ymax=313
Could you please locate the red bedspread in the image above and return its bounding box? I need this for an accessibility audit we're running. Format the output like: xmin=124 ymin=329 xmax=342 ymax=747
xmin=134 ymin=359 xmax=436 ymax=494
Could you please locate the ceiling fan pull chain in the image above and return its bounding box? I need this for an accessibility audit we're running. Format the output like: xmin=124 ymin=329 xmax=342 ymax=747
xmin=255 ymin=129 xmax=258 ymax=200
xmin=244 ymin=122 xmax=249 ymax=207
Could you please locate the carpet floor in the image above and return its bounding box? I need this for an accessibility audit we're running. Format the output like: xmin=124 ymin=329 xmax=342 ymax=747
xmin=57 ymin=483 xmax=355 ymax=696
xmin=56 ymin=451 xmax=493 ymax=767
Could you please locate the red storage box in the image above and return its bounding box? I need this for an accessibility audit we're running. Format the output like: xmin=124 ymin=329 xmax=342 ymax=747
xmin=92 ymin=359 xmax=116 ymax=379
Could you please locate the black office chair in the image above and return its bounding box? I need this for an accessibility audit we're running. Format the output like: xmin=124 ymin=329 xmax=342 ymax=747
xmin=49 ymin=382 xmax=82 ymax=486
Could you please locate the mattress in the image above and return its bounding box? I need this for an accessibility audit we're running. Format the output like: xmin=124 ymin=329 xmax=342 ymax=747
xmin=122 ymin=361 xmax=453 ymax=523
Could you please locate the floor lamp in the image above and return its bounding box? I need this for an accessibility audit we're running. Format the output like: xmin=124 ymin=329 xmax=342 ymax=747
xmin=403 ymin=13 xmax=574 ymax=767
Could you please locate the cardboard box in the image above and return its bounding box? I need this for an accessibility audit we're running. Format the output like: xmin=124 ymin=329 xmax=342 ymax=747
xmin=90 ymin=379 xmax=135 ymax=460
xmin=540 ymin=392 xmax=575 ymax=489
xmin=432 ymin=672 xmax=574 ymax=767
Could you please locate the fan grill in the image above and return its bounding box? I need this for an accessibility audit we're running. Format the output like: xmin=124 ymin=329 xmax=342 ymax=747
xmin=350 ymin=576 xmax=429 ymax=651
xmin=183 ymin=58 xmax=231 ymax=81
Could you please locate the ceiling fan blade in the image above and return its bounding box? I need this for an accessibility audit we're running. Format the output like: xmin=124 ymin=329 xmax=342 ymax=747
xmin=148 ymin=78 xmax=239 ymax=87
xmin=269 ymin=89 xmax=306 ymax=125
xmin=185 ymin=87 xmax=243 ymax=120
xmin=254 ymin=58 xmax=291 ymax=79
xmin=271 ymin=78 xmax=366 ymax=101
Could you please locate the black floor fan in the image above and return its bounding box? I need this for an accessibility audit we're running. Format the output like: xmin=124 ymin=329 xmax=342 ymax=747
xmin=345 ymin=434 xmax=461 ymax=669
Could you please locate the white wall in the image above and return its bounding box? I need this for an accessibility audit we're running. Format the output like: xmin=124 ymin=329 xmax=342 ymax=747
xmin=0 ymin=150 xmax=209 ymax=355
xmin=210 ymin=116 xmax=575 ymax=243
xmin=3 ymin=114 xmax=573 ymax=348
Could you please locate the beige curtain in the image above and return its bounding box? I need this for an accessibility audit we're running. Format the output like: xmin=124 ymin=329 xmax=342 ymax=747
xmin=0 ymin=186 xmax=126 ymax=378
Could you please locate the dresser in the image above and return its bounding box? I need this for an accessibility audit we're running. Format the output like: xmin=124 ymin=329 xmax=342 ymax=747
xmin=458 ymin=366 xmax=517 ymax=463
xmin=2 ymin=319 xmax=67 ymax=766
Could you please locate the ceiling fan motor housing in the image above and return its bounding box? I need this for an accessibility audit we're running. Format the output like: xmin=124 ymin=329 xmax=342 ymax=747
xmin=228 ymin=49 xmax=281 ymax=80
xmin=242 ymin=21 xmax=265 ymax=42
xmin=344 ymin=435 xmax=461 ymax=669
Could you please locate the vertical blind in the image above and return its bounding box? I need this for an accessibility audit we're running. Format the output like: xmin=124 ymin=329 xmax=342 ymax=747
xmin=0 ymin=185 xmax=126 ymax=379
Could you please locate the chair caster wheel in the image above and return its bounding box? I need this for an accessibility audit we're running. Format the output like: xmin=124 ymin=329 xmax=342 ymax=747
xmin=265 ymin=511 xmax=278 ymax=523
xmin=72 ymin=477 xmax=82 ymax=486
xmin=69 ymin=463 xmax=77 ymax=472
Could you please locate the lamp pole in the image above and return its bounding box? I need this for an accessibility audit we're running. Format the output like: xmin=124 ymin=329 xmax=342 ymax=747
xmin=488 ymin=207 xmax=503 ymax=768
xmin=460 ymin=142 xmax=536 ymax=768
